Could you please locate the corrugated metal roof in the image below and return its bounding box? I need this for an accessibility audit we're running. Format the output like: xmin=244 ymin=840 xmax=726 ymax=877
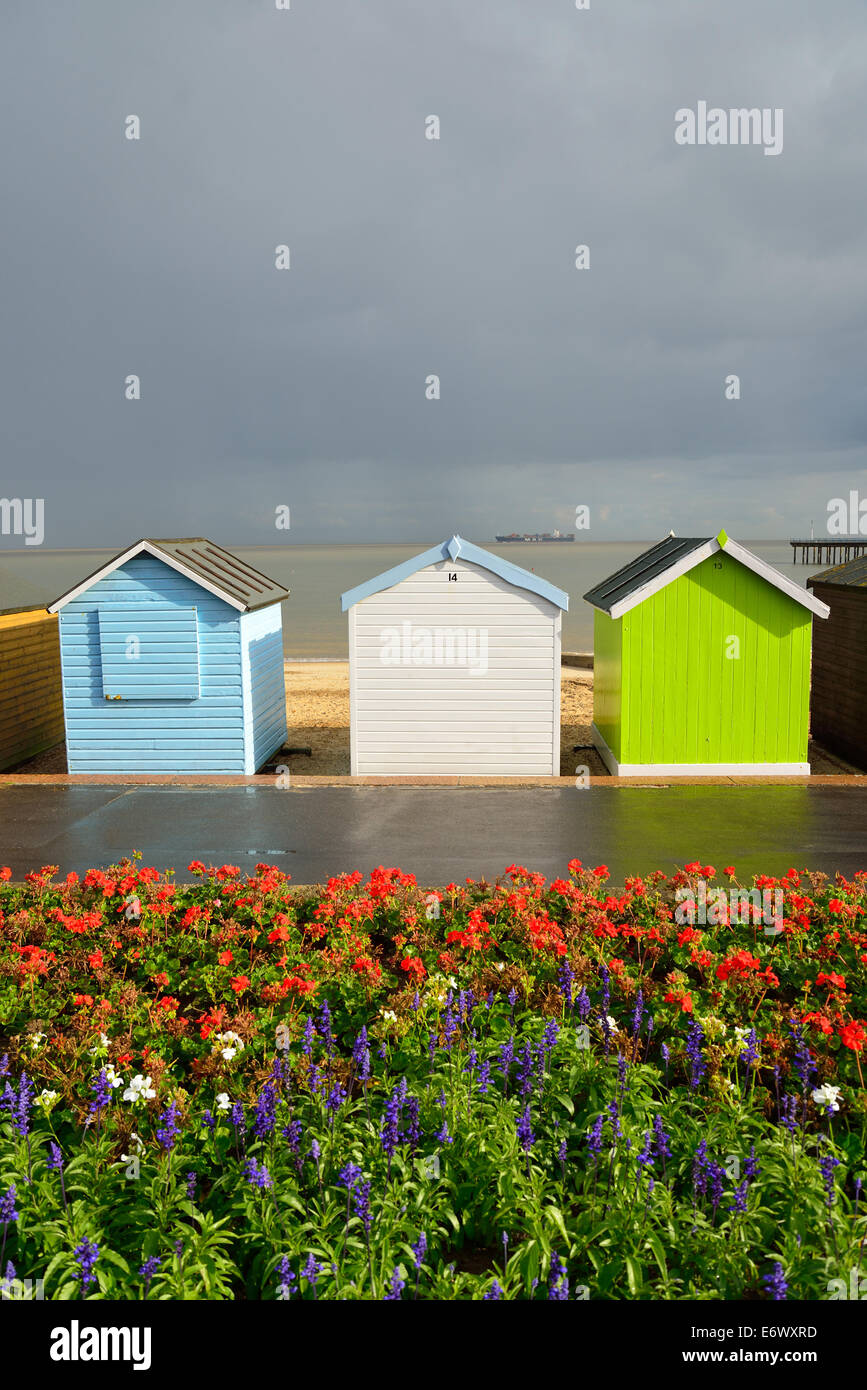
xmin=49 ymin=538 xmax=289 ymax=613
xmin=583 ymin=535 xmax=711 ymax=613
xmin=339 ymin=534 xmax=569 ymax=612
xmin=807 ymin=555 xmax=867 ymax=589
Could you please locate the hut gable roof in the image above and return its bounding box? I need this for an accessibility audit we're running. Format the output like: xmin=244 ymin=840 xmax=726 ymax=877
xmin=48 ymin=539 xmax=289 ymax=614
xmin=339 ymin=534 xmax=569 ymax=613
xmin=583 ymin=530 xmax=829 ymax=620
xmin=807 ymin=554 xmax=867 ymax=589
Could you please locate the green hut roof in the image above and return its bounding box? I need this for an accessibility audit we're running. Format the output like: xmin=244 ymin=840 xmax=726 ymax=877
xmin=584 ymin=531 xmax=829 ymax=620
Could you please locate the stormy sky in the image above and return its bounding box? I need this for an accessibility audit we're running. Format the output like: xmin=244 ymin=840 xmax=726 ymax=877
xmin=1 ymin=0 xmax=865 ymax=547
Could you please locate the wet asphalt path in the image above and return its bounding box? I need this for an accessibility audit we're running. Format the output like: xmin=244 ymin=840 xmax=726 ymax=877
xmin=0 ymin=785 xmax=866 ymax=883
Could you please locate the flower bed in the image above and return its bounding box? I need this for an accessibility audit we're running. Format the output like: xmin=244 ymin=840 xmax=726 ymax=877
xmin=1 ymin=857 xmax=865 ymax=1300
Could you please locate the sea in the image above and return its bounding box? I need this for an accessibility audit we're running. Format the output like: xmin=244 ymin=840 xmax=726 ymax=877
xmin=0 ymin=541 xmax=830 ymax=658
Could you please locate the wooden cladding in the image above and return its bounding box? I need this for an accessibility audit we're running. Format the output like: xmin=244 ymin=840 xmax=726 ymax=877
xmin=0 ymin=608 xmax=64 ymax=770
xmin=808 ymin=584 xmax=867 ymax=771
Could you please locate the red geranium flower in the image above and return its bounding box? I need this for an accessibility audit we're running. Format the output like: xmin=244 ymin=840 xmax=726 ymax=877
xmin=839 ymin=1021 xmax=866 ymax=1052
xmin=400 ymin=956 xmax=426 ymax=981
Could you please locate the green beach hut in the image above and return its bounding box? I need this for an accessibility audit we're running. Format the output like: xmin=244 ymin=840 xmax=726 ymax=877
xmin=583 ymin=530 xmax=830 ymax=776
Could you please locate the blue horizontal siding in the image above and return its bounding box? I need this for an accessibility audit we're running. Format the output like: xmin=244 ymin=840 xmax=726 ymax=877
xmin=60 ymin=555 xmax=247 ymax=773
xmin=99 ymin=603 xmax=201 ymax=699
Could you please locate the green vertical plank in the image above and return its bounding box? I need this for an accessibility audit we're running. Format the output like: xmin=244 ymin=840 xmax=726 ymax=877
xmin=753 ymin=577 xmax=768 ymax=759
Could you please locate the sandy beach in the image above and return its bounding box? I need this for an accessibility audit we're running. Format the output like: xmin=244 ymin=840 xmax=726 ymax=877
xmin=5 ymin=661 xmax=859 ymax=778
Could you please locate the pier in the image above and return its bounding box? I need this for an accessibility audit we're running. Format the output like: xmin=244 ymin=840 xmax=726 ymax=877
xmin=790 ymin=537 xmax=867 ymax=565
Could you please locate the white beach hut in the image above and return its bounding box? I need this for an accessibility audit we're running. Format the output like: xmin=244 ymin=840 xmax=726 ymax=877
xmin=340 ymin=535 xmax=569 ymax=775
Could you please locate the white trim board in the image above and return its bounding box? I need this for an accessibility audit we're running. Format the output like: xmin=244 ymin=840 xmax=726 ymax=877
xmin=590 ymin=724 xmax=810 ymax=778
xmin=48 ymin=541 xmax=249 ymax=614
xmin=607 ymin=540 xmax=718 ymax=619
xmin=598 ymin=536 xmax=830 ymax=621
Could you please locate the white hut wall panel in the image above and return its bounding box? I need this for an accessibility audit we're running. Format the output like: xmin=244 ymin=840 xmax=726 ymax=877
xmin=350 ymin=559 xmax=560 ymax=774
xmin=58 ymin=554 xmax=246 ymax=773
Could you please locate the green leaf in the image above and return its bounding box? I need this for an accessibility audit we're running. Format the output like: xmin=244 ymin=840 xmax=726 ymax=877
xmin=625 ymin=1255 xmax=644 ymax=1296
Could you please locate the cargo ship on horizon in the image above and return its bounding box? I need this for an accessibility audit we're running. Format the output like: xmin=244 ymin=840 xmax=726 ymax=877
xmin=494 ymin=530 xmax=575 ymax=542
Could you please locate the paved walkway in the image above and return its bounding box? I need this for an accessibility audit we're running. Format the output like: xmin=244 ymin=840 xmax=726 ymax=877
xmin=1 ymin=784 xmax=866 ymax=882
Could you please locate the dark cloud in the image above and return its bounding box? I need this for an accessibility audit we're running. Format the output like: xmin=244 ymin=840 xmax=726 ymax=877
xmin=0 ymin=0 xmax=865 ymax=546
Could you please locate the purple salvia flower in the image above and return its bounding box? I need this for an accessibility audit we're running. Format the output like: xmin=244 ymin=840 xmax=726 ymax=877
xmin=339 ymin=1162 xmax=362 ymax=1190
xmin=253 ymin=1080 xmax=278 ymax=1138
xmin=88 ymin=1069 xmax=111 ymax=1122
xmin=587 ymin=1115 xmax=605 ymax=1159
xmin=685 ymin=1022 xmax=706 ymax=1090
xmin=139 ymin=1255 xmax=161 ymax=1290
xmin=353 ymin=1180 xmax=372 ymax=1235
xmin=384 ymin=1266 xmax=405 ymax=1300
xmin=244 ymin=1157 xmax=273 ymax=1189
xmin=352 ymin=1027 xmax=371 ymax=1081
xmin=819 ymin=1151 xmax=840 ymax=1210
xmin=632 ymin=988 xmax=644 ymax=1037
xmin=156 ymin=1101 xmax=181 ymax=1153
xmin=0 ymin=1185 xmax=19 ymax=1225
xmin=548 ymin=1250 xmax=569 ymax=1300
xmin=277 ymin=1255 xmax=296 ymax=1297
xmin=73 ymin=1239 xmax=99 ymax=1292
xmin=652 ymin=1114 xmax=671 ymax=1162
xmin=282 ymin=1118 xmax=302 ymax=1152
xmin=516 ymin=1104 xmax=535 ymax=1153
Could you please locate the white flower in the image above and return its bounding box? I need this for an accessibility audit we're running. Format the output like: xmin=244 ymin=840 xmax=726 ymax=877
xmin=212 ymin=1031 xmax=244 ymax=1061
xmin=380 ymin=1009 xmax=397 ymax=1023
xmin=29 ymin=1032 xmax=46 ymax=1052
xmin=215 ymin=1092 xmax=231 ymax=1111
xmin=104 ymin=1065 xmax=124 ymax=1089
xmin=122 ymin=1074 xmax=156 ymax=1104
xmin=812 ymin=1084 xmax=842 ymax=1114
xmin=89 ymin=1032 xmax=110 ymax=1055
xmin=734 ymin=1026 xmax=750 ymax=1042
xmin=120 ymin=1132 xmax=144 ymax=1162
xmin=35 ymin=1088 xmax=59 ymax=1111
xmin=496 ymin=962 xmax=506 ymax=973
xmin=606 ymin=1015 xmax=618 ymax=1031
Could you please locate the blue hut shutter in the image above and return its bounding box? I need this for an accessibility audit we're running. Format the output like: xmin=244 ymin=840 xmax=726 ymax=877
xmin=98 ymin=606 xmax=200 ymax=700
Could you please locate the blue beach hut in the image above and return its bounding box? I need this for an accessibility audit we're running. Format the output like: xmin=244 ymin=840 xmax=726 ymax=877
xmin=48 ymin=539 xmax=288 ymax=774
